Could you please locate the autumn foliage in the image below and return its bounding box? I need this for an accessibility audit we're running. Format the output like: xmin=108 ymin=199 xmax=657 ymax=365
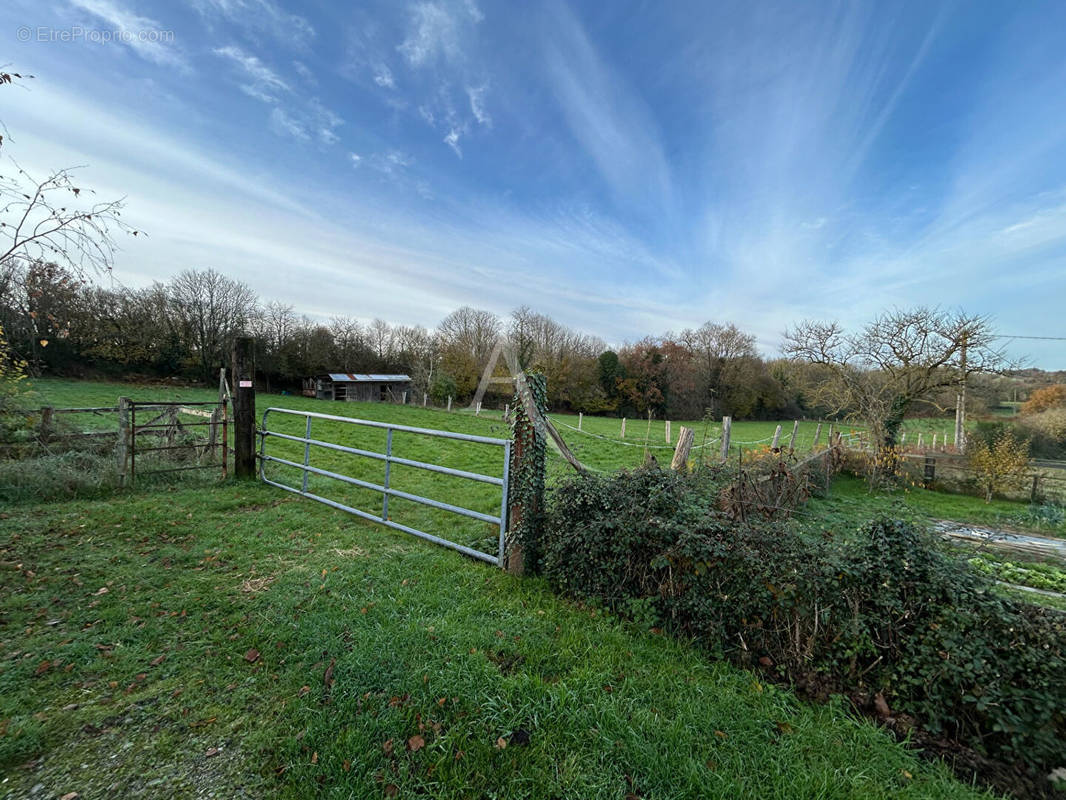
xmin=1021 ymin=384 xmax=1066 ymax=415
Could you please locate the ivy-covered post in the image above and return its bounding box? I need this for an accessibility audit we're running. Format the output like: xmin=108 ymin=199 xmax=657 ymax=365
xmin=506 ymin=372 xmax=547 ymax=576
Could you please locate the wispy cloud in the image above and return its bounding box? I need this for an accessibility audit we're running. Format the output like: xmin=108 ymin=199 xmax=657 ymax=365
xmin=269 ymin=107 xmax=308 ymax=140
xmin=349 ymin=153 xmax=362 ymax=168
xmin=443 ymin=128 xmax=462 ymax=157
xmin=68 ymin=0 xmax=185 ymax=69
xmin=214 ymin=45 xmax=289 ymax=102
xmin=213 ymin=46 xmax=342 ymax=145
xmin=373 ymin=64 xmax=396 ymax=89
xmin=541 ymin=3 xmax=673 ymax=211
xmin=466 ymin=85 xmax=490 ymax=126
xmin=398 ymin=1 xmax=479 ymax=66
xmin=191 ymin=0 xmax=314 ymax=49
xmin=292 ymin=60 xmax=316 ymax=85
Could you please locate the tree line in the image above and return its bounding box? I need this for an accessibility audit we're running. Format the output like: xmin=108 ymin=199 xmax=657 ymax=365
xmin=1 ymin=261 xmax=838 ymax=419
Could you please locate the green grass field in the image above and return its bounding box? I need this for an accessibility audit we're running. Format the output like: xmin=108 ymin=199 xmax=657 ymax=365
xmin=24 ymin=376 xmax=967 ymax=469
xmin=0 ymin=483 xmax=993 ymax=799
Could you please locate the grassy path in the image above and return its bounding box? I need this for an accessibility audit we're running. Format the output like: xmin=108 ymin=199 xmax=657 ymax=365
xmin=0 ymin=483 xmax=992 ymax=799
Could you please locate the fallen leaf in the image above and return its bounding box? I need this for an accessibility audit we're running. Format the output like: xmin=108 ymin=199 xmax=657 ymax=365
xmin=495 ymin=736 xmax=507 ymax=750
xmin=407 ymin=734 xmax=425 ymax=752
xmin=150 ymin=655 xmax=165 ymax=667
xmin=382 ymin=739 xmax=394 ymax=755
xmin=342 ymin=759 xmax=351 ymax=772
xmin=60 ymin=794 xmax=78 ymax=800
xmin=323 ymin=658 xmax=335 ymax=692
xmin=244 ymin=648 xmax=260 ymax=663
xmin=298 ymin=685 xmax=310 ymax=697
xmin=713 ymin=730 xmax=727 ymax=739
xmin=34 ymin=659 xmax=51 ymax=676
xmin=384 ymin=784 xmax=399 ymax=798
xmin=205 ymin=747 xmax=219 ymax=758
xmin=774 ymin=720 xmax=794 ymax=735
xmin=93 ymin=587 xmax=108 ymax=596
xmin=310 ymin=751 xmax=318 ymax=765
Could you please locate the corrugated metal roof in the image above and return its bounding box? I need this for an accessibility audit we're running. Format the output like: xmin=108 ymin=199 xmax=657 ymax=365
xmin=326 ymin=373 xmax=412 ymax=382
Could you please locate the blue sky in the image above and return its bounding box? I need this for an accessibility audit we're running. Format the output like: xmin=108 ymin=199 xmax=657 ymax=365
xmin=3 ymin=0 xmax=1066 ymax=366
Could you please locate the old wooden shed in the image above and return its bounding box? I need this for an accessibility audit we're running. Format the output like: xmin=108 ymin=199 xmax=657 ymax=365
xmin=312 ymin=373 xmax=412 ymax=403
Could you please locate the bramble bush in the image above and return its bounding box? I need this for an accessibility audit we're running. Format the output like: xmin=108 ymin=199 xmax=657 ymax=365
xmin=540 ymin=467 xmax=1066 ymax=774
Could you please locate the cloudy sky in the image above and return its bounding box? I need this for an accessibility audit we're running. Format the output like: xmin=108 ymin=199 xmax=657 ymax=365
xmin=2 ymin=0 xmax=1065 ymax=365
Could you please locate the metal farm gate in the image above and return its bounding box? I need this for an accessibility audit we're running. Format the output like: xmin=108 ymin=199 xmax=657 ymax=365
xmin=257 ymin=407 xmax=511 ymax=566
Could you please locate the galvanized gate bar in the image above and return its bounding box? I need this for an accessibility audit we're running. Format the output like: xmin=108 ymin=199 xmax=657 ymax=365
xmin=258 ymin=407 xmax=510 ymax=566
xmin=263 ymin=407 xmax=508 ymax=444
xmin=260 ymin=429 xmax=504 ymax=485
xmin=259 ymin=454 xmax=503 ymax=524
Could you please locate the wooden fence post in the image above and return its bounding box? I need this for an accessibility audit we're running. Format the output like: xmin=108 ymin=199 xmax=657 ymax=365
xmin=671 ymin=426 xmax=694 ymax=471
xmin=1031 ymin=475 xmax=1040 ymax=503
xmin=447 ymin=396 xmax=452 ymax=412
xmin=578 ymin=412 xmax=583 ymax=431
xmin=621 ymin=417 xmax=626 ymax=438
xmin=423 ymin=393 xmax=427 ymax=408
xmin=917 ymin=433 xmax=924 ymax=450
xmin=788 ymin=420 xmax=799 ymax=451
xmin=771 ymin=424 xmax=782 ymax=449
xmin=232 ymin=336 xmax=256 ymax=479
xmin=812 ymin=422 xmax=823 ymax=451
xmin=719 ymin=416 xmax=732 ymax=463
xmin=116 ymin=397 xmax=130 ymax=486
xmin=39 ymin=406 xmax=54 ymax=444
xmin=665 ymin=420 xmax=671 ymax=444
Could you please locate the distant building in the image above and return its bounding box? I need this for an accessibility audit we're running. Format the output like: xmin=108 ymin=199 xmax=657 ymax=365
xmin=309 ymin=373 xmax=413 ymax=403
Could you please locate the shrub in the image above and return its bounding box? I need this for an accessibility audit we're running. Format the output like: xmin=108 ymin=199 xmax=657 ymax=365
xmin=541 ymin=467 xmax=1066 ymax=773
xmin=1017 ymin=408 xmax=1066 ymax=459
xmin=430 ymin=372 xmax=458 ymax=406
xmin=966 ymin=429 xmax=1030 ymax=502
xmin=1021 ymin=384 xmax=1066 ymax=415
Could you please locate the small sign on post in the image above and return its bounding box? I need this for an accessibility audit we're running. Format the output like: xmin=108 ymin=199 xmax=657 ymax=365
xmin=232 ymin=336 xmax=256 ymax=480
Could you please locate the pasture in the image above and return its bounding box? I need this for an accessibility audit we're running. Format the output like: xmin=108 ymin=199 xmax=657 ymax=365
xmin=3 ymin=377 xmax=1062 ymax=796
xmin=0 ymin=483 xmax=991 ymax=799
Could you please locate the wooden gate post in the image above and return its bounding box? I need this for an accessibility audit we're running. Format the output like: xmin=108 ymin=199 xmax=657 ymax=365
xmin=232 ymin=336 xmax=256 ymax=479
xmin=505 ymin=372 xmax=547 ymax=576
xmin=116 ymin=397 xmax=130 ymax=486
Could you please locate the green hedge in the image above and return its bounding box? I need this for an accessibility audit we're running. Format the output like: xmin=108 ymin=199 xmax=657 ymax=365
xmin=541 ymin=467 xmax=1066 ymax=773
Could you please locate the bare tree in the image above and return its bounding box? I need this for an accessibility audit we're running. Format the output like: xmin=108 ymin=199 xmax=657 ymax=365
xmin=1 ymin=68 xmax=139 ymax=293
xmin=170 ymin=268 xmax=258 ymax=382
xmin=783 ymin=307 xmax=1011 ymax=450
xmin=329 ymin=315 xmax=366 ymax=371
xmin=680 ymin=321 xmax=759 ymax=417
